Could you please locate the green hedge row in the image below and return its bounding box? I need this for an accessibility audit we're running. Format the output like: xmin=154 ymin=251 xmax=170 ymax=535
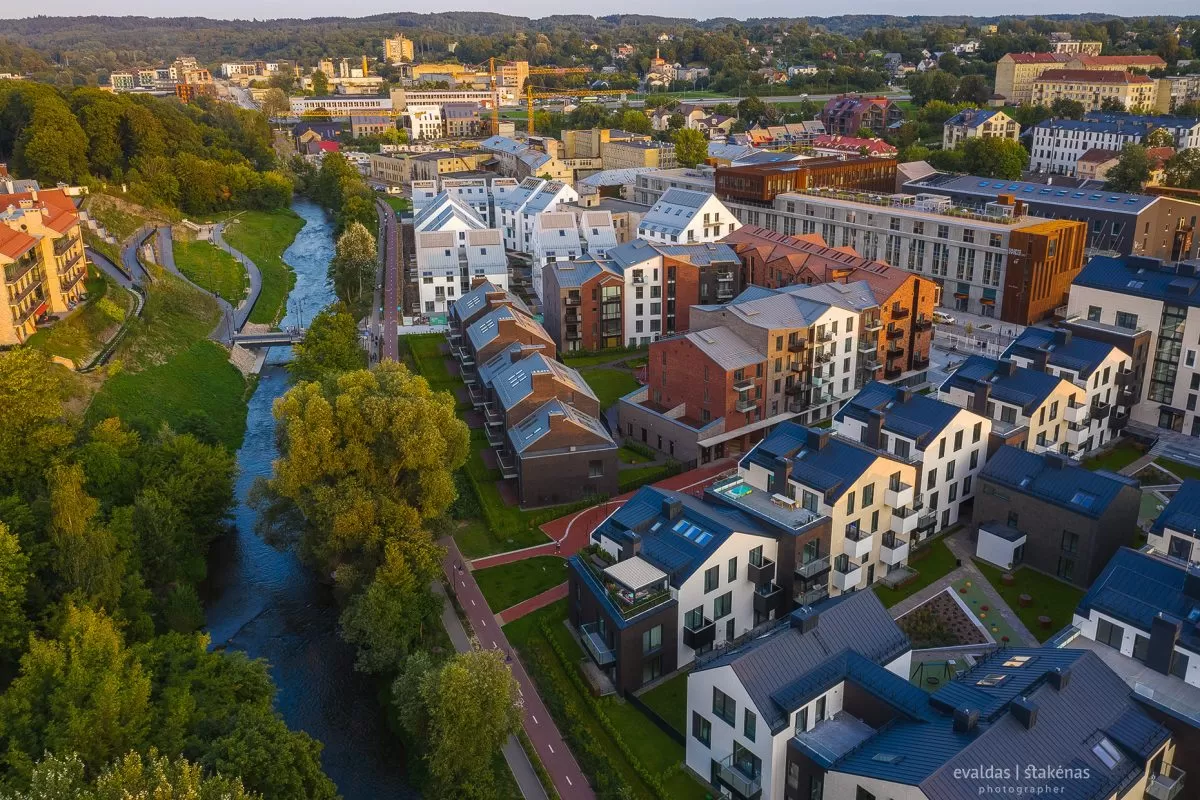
xmin=517 ymin=729 xmax=561 ymax=800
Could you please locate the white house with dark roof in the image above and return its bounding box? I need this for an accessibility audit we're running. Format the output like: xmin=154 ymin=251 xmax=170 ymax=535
xmin=413 ymin=191 xmax=508 ymax=317
xmin=493 ymin=177 xmax=579 ymax=253
xmin=1148 ymin=479 xmax=1200 ymax=565
xmin=835 ymin=382 xmax=992 ymax=537
xmin=638 ymin=188 xmax=740 ymax=245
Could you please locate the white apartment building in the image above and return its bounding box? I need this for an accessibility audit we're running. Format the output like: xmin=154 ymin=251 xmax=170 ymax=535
xmin=633 ymin=168 xmax=718 ymax=206
xmin=411 ymin=176 xmax=520 ymax=225
xmin=400 ymin=104 xmax=444 ymax=141
xmin=412 ymin=192 xmax=508 ymax=317
xmin=493 ymin=177 xmax=579 ymax=254
xmin=529 ymin=209 xmax=617 ymax=301
xmin=834 ymin=382 xmax=992 ymax=537
xmin=1030 ymin=114 xmax=1200 ymax=176
xmin=685 ymin=591 xmax=911 ymax=800
xmin=1002 ymin=327 xmax=1132 ymax=453
xmin=1067 ymin=254 xmax=1200 ymax=438
xmin=289 ymin=95 xmax=392 ymax=115
xmin=1146 ymin=481 xmax=1200 ymax=564
xmin=637 ymin=188 xmax=740 ymax=245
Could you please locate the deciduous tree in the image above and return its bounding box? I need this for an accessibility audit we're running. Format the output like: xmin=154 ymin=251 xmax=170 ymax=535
xmin=290 ymin=305 xmax=366 ymax=384
xmin=1164 ymin=148 xmax=1200 ymax=189
xmin=0 ymin=523 xmax=29 ymax=670
xmin=329 ymin=221 xmax=377 ymax=305
xmin=671 ymin=127 xmax=707 ymax=168
xmin=1105 ymin=143 xmax=1152 ymax=192
xmin=961 ymin=136 xmax=1028 ymax=179
xmin=0 ymin=348 xmax=75 ymax=492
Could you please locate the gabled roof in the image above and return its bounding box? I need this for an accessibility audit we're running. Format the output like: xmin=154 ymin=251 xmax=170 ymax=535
xmin=465 ymin=304 xmax=549 ymax=352
xmin=1077 ymin=546 xmax=1200 ymax=655
xmin=696 ymin=592 xmax=912 ymax=734
xmin=1150 ymin=479 xmax=1200 ymax=538
xmin=412 ymin=191 xmax=488 ymax=232
xmin=590 ymin=486 xmax=777 ymax=589
xmin=779 ymin=280 xmax=880 ymax=313
xmin=544 ymin=255 xmax=621 ymax=289
xmin=677 ymin=326 xmax=763 ymax=371
xmin=944 ymin=108 xmax=1006 ymax=128
xmin=716 ymin=290 xmax=833 ymax=330
xmin=740 ymin=422 xmax=882 ymax=502
xmin=507 ymin=398 xmax=614 ymax=454
xmin=639 ymin=187 xmax=721 ymax=237
xmin=940 ymin=355 xmax=1066 ymax=414
xmin=1073 ymin=255 xmax=1200 ymax=309
xmin=1037 ymin=69 xmax=1152 ymax=85
xmin=489 ymin=352 xmax=595 ymax=411
xmin=0 ymin=223 xmax=38 ymax=261
xmin=1001 ymin=327 xmax=1122 ymax=380
xmin=1002 ymin=52 xmax=1073 ymax=64
xmin=979 ymin=445 xmax=1136 ymax=519
xmin=835 ymin=381 xmax=973 ymax=450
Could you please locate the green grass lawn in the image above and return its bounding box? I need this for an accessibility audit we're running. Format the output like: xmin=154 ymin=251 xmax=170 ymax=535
xmin=474 ymin=556 xmax=567 ymax=613
xmin=504 ymin=602 xmax=709 ymax=800
xmin=220 ymin=209 xmax=305 ymax=326
xmin=383 ymin=196 xmax=411 ymax=213
xmin=172 ymin=237 xmax=249 ymax=305
xmin=638 ymin=671 xmax=689 ymax=735
xmin=562 ymin=346 xmax=648 ymax=369
xmin=84 ymin=232 xmax=123 ymax=270
xmin=28 ymin=267 xmax=131 ymax=365
xmin=873 ymin=538 xmax=959 ymax=608
xmin=580 ymin=367 xmax=640 ymax=408
xmin=618 ymin=446 xmax=654 ymax=465
xmin=86 ymin=267 xmax=249 ymax=450
xmin=973 ymin=561 xmax=1085 ymax=643
xmin=1083 ymin=441 xmax=1146 ymax=473
xmin=618 ymin=464 xmax=677 ymax=493
xmin=1157 ymin=458 xmax=1200 ymax=481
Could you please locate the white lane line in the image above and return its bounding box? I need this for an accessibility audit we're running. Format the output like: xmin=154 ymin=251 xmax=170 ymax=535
xmin=532 ymin=715 xmax=539 ymax=725
xmin=470 ymin=599 xmax=475 ymax=606
xmin=547 ymin=744 xmax=554 ymax=754
xmin=481 ymin=619 xmax=487 ymax=627
xmin=565 ymin=776 xmax=573 ymax=786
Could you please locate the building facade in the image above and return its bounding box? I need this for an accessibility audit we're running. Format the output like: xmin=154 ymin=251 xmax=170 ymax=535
xmin=942 ymin=108 xmax=1021 ymax=151
xmin=1031 ymin=69 xmax=1159 ymax=113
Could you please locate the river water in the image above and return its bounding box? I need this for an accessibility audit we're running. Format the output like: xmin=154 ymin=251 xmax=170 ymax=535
xmin=203 ymin=197 xmax=419 ymax=800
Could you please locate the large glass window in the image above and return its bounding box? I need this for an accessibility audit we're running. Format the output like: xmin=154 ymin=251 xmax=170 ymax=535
xmin=714 ymin=591 xmax=733 ymax=620
xmin=704 ymin=566 xmax=719 ymax=593
xmin=642 ymin=625 xmax=662 ymax=654
xmin=1149 ymin=304 xmax=1187 ymax=404
xmin=1096 ymin=618 xmax=1124 ymax=649
xmin=692 ymin=712 xmax=711 ymax=746
xmin=712 ymin=687 xmax=736 ymax=726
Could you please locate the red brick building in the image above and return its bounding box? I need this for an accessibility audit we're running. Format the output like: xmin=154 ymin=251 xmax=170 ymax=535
xmin=819 ymin=95 xmax=904 ymax=137
xmin=542 ymin=257 xmax=625 ymax=353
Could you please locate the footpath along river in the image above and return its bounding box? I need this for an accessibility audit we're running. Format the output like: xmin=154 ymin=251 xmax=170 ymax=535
xmin=203 ymin=196 xmax=419 ymax=799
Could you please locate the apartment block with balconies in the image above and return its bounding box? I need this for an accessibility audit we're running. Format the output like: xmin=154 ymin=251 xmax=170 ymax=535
xmin=542 ymin=256 xmax=625 ymax=352
xmin=939 ymin=356 xmax=1088 ymax=459
xmin=973 ymin=445 xmax=1139 ymax=587
xmin=835 ymin=382 xmax=991 ymax=539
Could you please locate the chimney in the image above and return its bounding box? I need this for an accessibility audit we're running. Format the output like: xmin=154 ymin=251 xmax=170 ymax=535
xmin=1147 ymin=613 xmax=1182 ymax=675
xmin=1033 ymin=350 xmax=1050 ymax=371
xmin=971 ymin=380 xmax=992 ymax=414
xmin=773 ymin=455 xmax=792 ymax=494
xmin=806 ymin=428 xmax=830 ymax=451
xmin=791 ymin=606 xmax=820 ymax=631
xmin=953 ymin=707 xmax=979 ymax=733
xmin=864 ymin=409 xmax=885 ymax=448
xmin=897 ymin=388 xmax=913 ymax=404
xmin=1010 ymin=697 xmax=1038 ymax=730
xmin=1049 ymin=666 xmax=1071 ymax=691
xmin=997 ymin=359 xmax=1018 ymax=377
xmin=1053 ymin=329 xmax=1072 ymax=347
xmin=662 ymin=498 xmax=683 ymax=521
xmin=1044 ymin=453 xmax=1068 ymax=470
xmin=1184 ymin=567 xmax=1200 ymax=601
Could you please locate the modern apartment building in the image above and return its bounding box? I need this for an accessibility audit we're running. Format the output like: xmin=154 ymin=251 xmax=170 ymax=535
xmin=542 ymin=257 xmax=626 ymax=352
xmin=1002 ymin=327 xmax=1134 ymax=450
xmin=685 ymin=592 xmax=911 ymax=800
xmin=903 ymin=173 xmax=1200 ymax=261
xmin=721 ymin=226 xmax=939 ymax=378
xmin=1031 ymin=69 xmax=1159 ymax=113
xmin=941 ymin=108 xmax=1021 ymax=151
xmin=383 ymin=33 xmax=414 ymax=64
xmin=835 ymin=382 xmax=991 ymax=537
xmin=637 ymin=188 xmax=740 ymax=245
xmin=529 ymin=209 xmax=618 ymax=301
xmin=713 ymin=157 xmax=897 ymax=204
xmin=1030 ymin=113 xmax=1200 ymax=176
xmin=619 ymin=288 xmax=868 ymax=464
xmin=1066 ymin=255 xmax=1200 ymax=436
xmin=480 ymin=135 xmax=573 ymax=182
xmin=0 ymin=188 xmax=87 ymax=346
xmin=1070 ymin=542 xmax=1200 ymax=773
xmin=818 ymin=95 xmax=903 ymax=136
xmin=1147 ymin=479 xmax=1200 ymax=564
xmin=493 ymin=177 xmax=579 ymax=253
xmin=939 ymin=356 xmax=1088 ymax=457
xmin=413 ymin=219 xmax=507 ymax=318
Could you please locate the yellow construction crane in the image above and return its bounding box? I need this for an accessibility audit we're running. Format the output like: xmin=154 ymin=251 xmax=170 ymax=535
xmin=525 ymin=85 xmax=639 ymax=135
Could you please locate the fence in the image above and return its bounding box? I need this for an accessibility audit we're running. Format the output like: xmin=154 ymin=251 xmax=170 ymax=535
xmin=626 ymin=692 xmax=685 ymax=746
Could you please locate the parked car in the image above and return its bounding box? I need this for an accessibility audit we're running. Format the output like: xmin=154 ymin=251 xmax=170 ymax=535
xmin=933 ymin=311 xmax=955 ymax=325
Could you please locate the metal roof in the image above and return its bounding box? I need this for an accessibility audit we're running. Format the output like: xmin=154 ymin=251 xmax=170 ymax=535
xmin=1151 ymin=479 xmax=1200 ymax=537
xmin=680 ymin=326 xmax=764 ymax=371
xmin=603 ymin=556 xmax=668 ymax=591
xmin=507 ymin=397 xmax=613 ymax=455
xmin=940 ymin=355 xmax=1066 ymax=414
xmin=835 ymin=381 xmax=974 ymax=449
xmin=1073 ymin=254 xmax=1200 ymax=309
xmin=1001 ymin=328 xmax=1121 ymax=380
xmin=740 ymin=422 xmax=882 ymax=502
xmin=906 ymin=173 xmax=1159 ymax=214
xmin=490 ymin=352 xmax=595 ymax=411
xmin=980 ymin=445 xmax=1137 ymax=520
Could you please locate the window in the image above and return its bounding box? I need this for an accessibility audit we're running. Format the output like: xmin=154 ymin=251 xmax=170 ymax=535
xmin=970 ymin=450 xmax=980 ymax=470
xmin=1133 ymin=634 xmax=1150 ymax=663
xmin=692 ymin=712 xmax=711 ymax=746
xmin=749 ymin=545 xmax=763 ymax=567
xmin=1115 ymin=311 xmax=1139 ymax=330
xmin=815 ymin=695 xmax=826 ymax=721
xmin=946 ymin=461 xmax=956 ymax=480
xmin=744 ymin=709 xmax=757 ymax=742
xmin=728 ymin=557 xmax=738 ymax=583
xmin=954 ymin=430 xmax=963 ymax=451
xmin=1095 ymin=617 xmax=1125 ymax=649
xmin=714 ymin=591 xmax=733 ymax=619
xmin=973 ymin=422 xmax=982 ymax=443
xmin=862 ymin=483 xmax=874 ymax=506
xmin=1092 ymin=738 xmax=1121 ymax=769
xmin=794 ymin=706 xmax=808 ymax=735
xmin=927 ymin=468 xmax=938 ymax=490
xmin=847 ymin=491 xmax=856 ymax=514
xmin=1171 ymin=651 xmax=1190 ymax=680
xmin=642 ymin=625 xmax=662 ymax=654
xmin=588 ymin=460 xmax=604 ymax=478
xmin=704 ymin=566 xmax=719 ymax=593
xmin=712 ymin=687 xmax=736 ymax=725
xmin=857 ymin=788 xmax=877 ymax=800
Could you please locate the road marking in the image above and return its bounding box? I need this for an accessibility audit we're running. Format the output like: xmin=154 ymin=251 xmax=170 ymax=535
xmin=470 ymin=599 xmax=475 ymax=606
xmin=547 ymin=744 xmax=554 ymax=754
xmin=565 ymin=776 xmax=573 ymax=786
xmin=532 ymin=715 xmax=539 ymax=725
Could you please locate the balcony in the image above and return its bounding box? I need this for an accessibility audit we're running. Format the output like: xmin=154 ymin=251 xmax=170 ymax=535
xmin=789 ymin=360 xmax=804 ymax=373
xmin=717 ymin=754 xmax=762 ymax=800
xmin=788 ymin=338 xmax=808 ymax=352
xmin=795 ymin=555 xmax=831 ymax=580
xmin=796 ymin=586 xmax=829 ymax=606
xmin=1145 ymin=766 xmax=1185 ymax=800
xmin=683 ymin=616 xmax=716 ymax=650
xmin=808 ymin=376 xmax=827 ymax=389
xmin=753 ymin=582 xmax=783 ymax=615
xmin=863 ymin=317 xmax=883 ymax=332
xmin=565 ymin=328 xmax=582 ymax=341
xmin=884 ymin=366 xmax=903 ymax=380
xmin=564 ymin=311 xmax=581 ymax=324
xmin=632 ymin=274 xmax=646 ymax=285
xmin=843 ymin=524 xmax=872 ymax=560
xmin=579 ymin=554 xmax=673 ymax=621
xmin=747 ymin=556 xmax=776 ymax=584
xmin=1091 ymin=399 xmax=1111 ymax=420
xmin=911 ymin=355 xmax=930 ymax=370
xmin=716 ymin=286 xmax=734 ymax=300
xmin=579 ymin=622 xmax=616 ymax=667
xmin=832 ymin=557 xmax=863 ymax=592
xmin=858 ymin=338 xmax=876 ymax=354
xmin=914 ymin=316 xmax=933 ymax=331
xmin=890 ymin=504 xmax=919 ymax=535
xmin=1065 ymin=421 xmax=1090 ymax=445
xmin=886 ymin=326 xmax=904 ymax=341
xmin=860 ymin=357 xmax=881 ymax=372
xmin=886 ymin=344 xmax=905 ymax=359
xmin=1064 ymin=401 xmax=1089 ymax=424
xmin=817 ymin=330 xmax=834 ymax=343
xmin=54 ymin=235 xmax=81 ymax=257
xmin=815 ymin=349 xmax=833 ymax=364
xmin=733 ymin=378 xmax=755 ymax=392
xmin=918 ymin=511 xmax=938 ymax=532
xmin=1116 ymin=367 xmax=1136 ymax=387
xmin=58 ymin=251 xmax=83 ymax=275
xmin=880 ymin=532 xmax=909 ymax=566
xmin=886 ymin=479 xmax=914 ymax=507
xmin=494 ymin=449 xmax=519 ymax=479
xmin=1111 ymin=409 xmax=1130 ymax=430
xmin=891 ymin=304 xmax=909 ymax=317
xmin=565 ymin=295 xmax=581 ymax=306
xmin=735 ymin=397 xmax=757 ymax=413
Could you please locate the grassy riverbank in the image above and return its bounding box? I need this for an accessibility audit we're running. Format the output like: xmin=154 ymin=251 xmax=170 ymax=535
xmin=221 ymin=209 xmax=305 ymax=326
xmin=172 ymin=237 xmax=249 ymax=305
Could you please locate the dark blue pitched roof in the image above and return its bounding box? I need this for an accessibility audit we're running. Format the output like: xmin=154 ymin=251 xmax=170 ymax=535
xmin=1151 ymin=479 xmax=1200 ymax=538
xmin=591 ymin=486 xmax=777 ymax=587
xmin=980 ymin=445 xmax=1136 ymax=519
xmin=940 ymin=355 xmax=1064 ymax=414
xmin=1001 ymin=328 xmax=1120 ymax=380
xmin=929 ymin=647 xmax=1086 ymax=719
xmin=740 ymin=422 xmax=879 ymax=502
xmin=1076 ymin=547 xmax=1200 ymax=655
xmin=834 ymin=381 xmax=965 ymax=449
xmin=566 ymin=552 xmax=677 ymax=630
xmin=1074 ymin=255 xmax=1200 ymax=309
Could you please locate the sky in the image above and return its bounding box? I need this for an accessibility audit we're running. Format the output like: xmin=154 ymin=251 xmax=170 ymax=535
xmin=3 ymin=0 xmax=1197 ymax=19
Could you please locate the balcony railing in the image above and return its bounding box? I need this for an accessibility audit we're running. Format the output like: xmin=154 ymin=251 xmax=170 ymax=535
xmin=914 ymin=316 xmax=933 ymax=331
xmin=579 ymin=622 xmax=616 ymax=667
xmin=886 ymin=344 xmax=905 ymax=359
xmin=796 ymin=585 xmax=829 ymax=606
xmin=886 ymin=327 xmax=904 ymax=341
xmin=795 ymin=555 xmax=831 ymax=579
xmin=884 ymin=366 xmax=903 ymax=380
xmin=1091 ymin=399 xmax=1111 ymax=420
xmin=579 ymin=556 xmax=672 ymax=620
xmin=911 ymin=355 xmax=930 ymax=370
xmin=735 ymin=397 xmax=757 ymax=412
xmin=733 ymin=378 xmax=755 ymax=392
xmin=717 ymin=754 xmax=762 ymax=799
xmin=54 ymin=235 xmax=80 ymax=256
xmin=748 ymin=556 xmax=776 ymax=584
xmin=863 ymin=317 xmax=883 ymax=332
xmin=683 ymin=616 xmax=716 ymax=650
xmin=753 ymin=582 xmax=782 ymax=615
xmin=817 ymin=330 xmax=834 ymax=343
xmin=1145 ymin=766 xmax=1185 ymax=800
xmin=858 ymin=338 xmax=876 ymax=354
xmin=57 ymin=251 xmax=83 ymax=275
xmin=815 ymin=350 xmax=833 ymax=364
xmin=788 ymin=339 xmax=807 ymax=352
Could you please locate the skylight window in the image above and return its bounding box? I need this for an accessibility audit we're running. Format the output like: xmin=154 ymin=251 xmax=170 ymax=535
xmin=1070 ymin=491 xmax=1096 ymax=509
xmin=976 ymin=674 xmax=1008 ymax=687
xmin=1092 ymin=738 xmax=1121 ymax=769
xmin=1002 ymin=655 xmax=1033 ymax=668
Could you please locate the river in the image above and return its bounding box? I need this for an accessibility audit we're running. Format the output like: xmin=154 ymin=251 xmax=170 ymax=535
xmin=203 ymin=197 xmax=419 ymax=800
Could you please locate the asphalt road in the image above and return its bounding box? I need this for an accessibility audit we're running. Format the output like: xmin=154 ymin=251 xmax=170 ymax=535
xmin=121 ymin=225 xmax=156 ymax=284
xmin=212 ymin=220 xmax=263 ymax=331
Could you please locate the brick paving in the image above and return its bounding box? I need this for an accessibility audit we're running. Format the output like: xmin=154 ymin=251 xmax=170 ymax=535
xmin=497 ymin=583 xmax=569 ymax=624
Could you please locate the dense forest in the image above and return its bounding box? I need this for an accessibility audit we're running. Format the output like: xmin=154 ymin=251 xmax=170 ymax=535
xmin=0 ymin=81 xmax=291 ymax=215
